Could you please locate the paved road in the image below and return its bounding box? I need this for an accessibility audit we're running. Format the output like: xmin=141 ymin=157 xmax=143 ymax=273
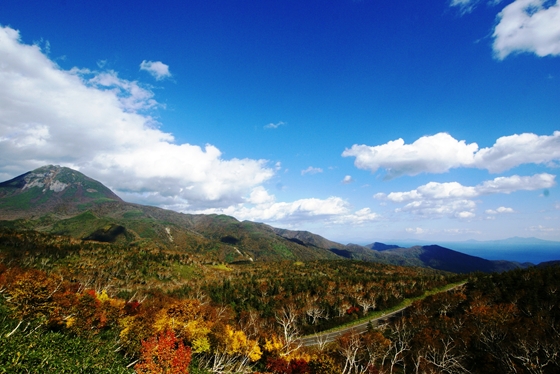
xmin=299 ymin=282 xmax=467 ymax=347
xmin=299 ymin=307 xmax=406 ymax=347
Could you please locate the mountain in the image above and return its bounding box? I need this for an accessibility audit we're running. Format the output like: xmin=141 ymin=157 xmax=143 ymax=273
xmin=366 ymin=242 xmax=400 ymax=251
xmin=380 ymin=245 xmax=525 ymax=273
xmin=272 ymin=228 xmax=525 ymax=273
xmin=0 ymin=165 xmax=341 ymax=263
xmin=0 ymin=165 xmax=528 ymax=272
xmin=0 ymin=165 xmax=121 ymax=220
xmin=388 ymin=237 xmax=560 ymax=264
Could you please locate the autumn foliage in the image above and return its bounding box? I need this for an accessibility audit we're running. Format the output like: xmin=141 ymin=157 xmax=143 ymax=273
xmin=135 ymin=330 xmax=192 ymax=374
xmin=2 ymin=227 xmax=559 ymax=373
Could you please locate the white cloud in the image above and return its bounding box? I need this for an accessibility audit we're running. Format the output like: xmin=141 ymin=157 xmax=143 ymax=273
xmin=342 ymin=133 xmax=478 ymax=179
xmin=450 ymin=0 xmax=481 ymax=14
xmin=493 ymin=0 xmax=560 ymax=59
xmin=196 ymin=188 xmax=379 ymax=226
xmin=205 ymin=195 xmax=347 ymax=221
xmin=343 ymin=132 xmax=560 ymax=177
xmin=331 ymin=208 xmax=380 ymax=225
xmin=87 ymin=70 xmax=159 ymax=112
xmin=529 ymin=225 xmax=560 ymax=232
xmin=473 ymin=132 xmax=560 ymax=173
xmin=406 ymin=227 xmax=426 ymax=234
xmin=264 ymin=121 xmax=285 ymax=129
xmin=477 ymin=173 xmax=556 ymax=193
xmin=486 ymin=206 xmax=515 ymax=214
xmin=140 ymin=60 xmax=172 ymax=80
xmin=247 ymin=186 xmax=275 ymax=205
xmin=376 ymin=173 xmax=555 ymax=218
xmin=0 ymin=25 xmax=273 ymax=210
xmin=301 ymin=166 xmax=323 ymax=176
xmin=398 ymin=199 xmax=477 ymax=219
xmin=342 ymin=175 xmax=354 ymax=184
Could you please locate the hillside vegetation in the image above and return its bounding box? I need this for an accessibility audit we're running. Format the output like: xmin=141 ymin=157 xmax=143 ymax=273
xmin=0 ymin=228 xmax=462 ymax=373
xmin=1 ymin=165 xmax=557 ymax=373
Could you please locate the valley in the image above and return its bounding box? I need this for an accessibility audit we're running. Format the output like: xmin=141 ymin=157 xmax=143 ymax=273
xmin=0 ymin=166 xmax=559 ymax=373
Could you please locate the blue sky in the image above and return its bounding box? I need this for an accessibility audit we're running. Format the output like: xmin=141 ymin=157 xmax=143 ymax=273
xmin=1 ymin=0 xmax=559 ymax=244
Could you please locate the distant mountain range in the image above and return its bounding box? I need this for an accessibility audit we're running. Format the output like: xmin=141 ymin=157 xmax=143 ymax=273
xmin=388 ymin=237 xmax=560 ymax=264
xmin=0 ymin=165 xmax=547 ymax=273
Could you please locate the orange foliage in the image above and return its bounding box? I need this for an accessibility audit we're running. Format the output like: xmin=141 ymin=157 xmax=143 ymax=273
xmin=135 ymin=330 xmax=192 ymax=374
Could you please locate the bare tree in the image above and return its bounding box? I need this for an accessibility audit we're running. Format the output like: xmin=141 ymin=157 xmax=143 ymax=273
xmin=306 ymin=305 xmax=326 ymax=325
xmin=337 ymin=329 xmax=363 ymax=374
xmin=423 ymin=337 xmax=470 ymax=374
xmin=386 ymin=319 xmax=413 ymax=374
xmin=275 ymin=305 xmax=302 ymax=356
xmin=357 ymin=295 xmax=376 ymax=316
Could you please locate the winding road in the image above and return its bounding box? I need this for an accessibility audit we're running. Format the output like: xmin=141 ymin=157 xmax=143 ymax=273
xmin=299 ymin=282 xmax=467 ymax=347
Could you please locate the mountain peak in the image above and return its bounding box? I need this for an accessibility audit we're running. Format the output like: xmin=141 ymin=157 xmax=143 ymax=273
xmin=0 ymin=165 xmax=121 ymax=219
xmin=20 ymin=165 xmax=72 ymax=193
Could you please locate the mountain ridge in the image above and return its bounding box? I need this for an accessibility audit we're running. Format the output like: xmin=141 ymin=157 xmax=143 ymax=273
xmin=0 ymin=165 xmax=531 ymax=272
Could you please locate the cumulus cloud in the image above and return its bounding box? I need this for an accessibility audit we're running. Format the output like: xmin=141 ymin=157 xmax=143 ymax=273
xmin=201 ymin=192 xmax=379 ymax=225
xmin=473 ymin=132 xmax=560 ymax=173
xmin=343 ymin=132 xmax=560 ymax=177
xmin=0 ymin=25 xmax=273 ymax=210
xmin=342 ymin=175 xmax=354 ymax=184
xmin=375 ymin=173 xmax=555 ymax=218
xmin=493 ymin=0 xmax=560 ymax=59
xmin=140 ymin=60 xmax=172 ymax=80
xmin=342 ymin=133 xmax=478 ymax=178
xmin=486 ymin=206 xmax=515 ymax=214
xmin=301 ymin=166 xmax=323 ymax=176
xmin=398 ymin=199 xmax=477 ymax=219
xmin=331 ymin=208 xmax=380 ymax=225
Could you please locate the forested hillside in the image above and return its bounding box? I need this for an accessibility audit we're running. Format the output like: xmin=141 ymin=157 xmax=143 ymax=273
xmin=0 ymin=227 xmax=462 ymax=373
xmin=332 ymin=265 xmax=560 ymax=374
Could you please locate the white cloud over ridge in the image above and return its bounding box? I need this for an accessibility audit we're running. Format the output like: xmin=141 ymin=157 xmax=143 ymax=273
xmin=493 ymin=0 xmax=560 ymax=59
xmin=343 ymin=132 xmax=560 ymax=177
xmin=0 ymin=26 xmax=272 ymax=210
xmin=0 ymin=25 xmax=376 ymax=226
xmin=140 ymin=60 xmax=172 ymax=80
xmin=200 ymin=192 xmax=379 ymax=226
xmin=375 ymin=174 xmax=555 ymax=218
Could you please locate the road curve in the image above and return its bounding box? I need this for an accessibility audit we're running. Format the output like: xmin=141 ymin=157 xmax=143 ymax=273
xmin=299 ymin=282 xmax=467 ymax=347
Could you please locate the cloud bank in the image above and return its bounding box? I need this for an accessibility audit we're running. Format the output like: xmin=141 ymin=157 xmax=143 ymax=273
xmin=200 ymin=191 xmax=379 ymax=226
xmin=375 ymin=173 xmax=556 ymax=218
xmin=343 ymin=132 xmax=560 ymax=178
